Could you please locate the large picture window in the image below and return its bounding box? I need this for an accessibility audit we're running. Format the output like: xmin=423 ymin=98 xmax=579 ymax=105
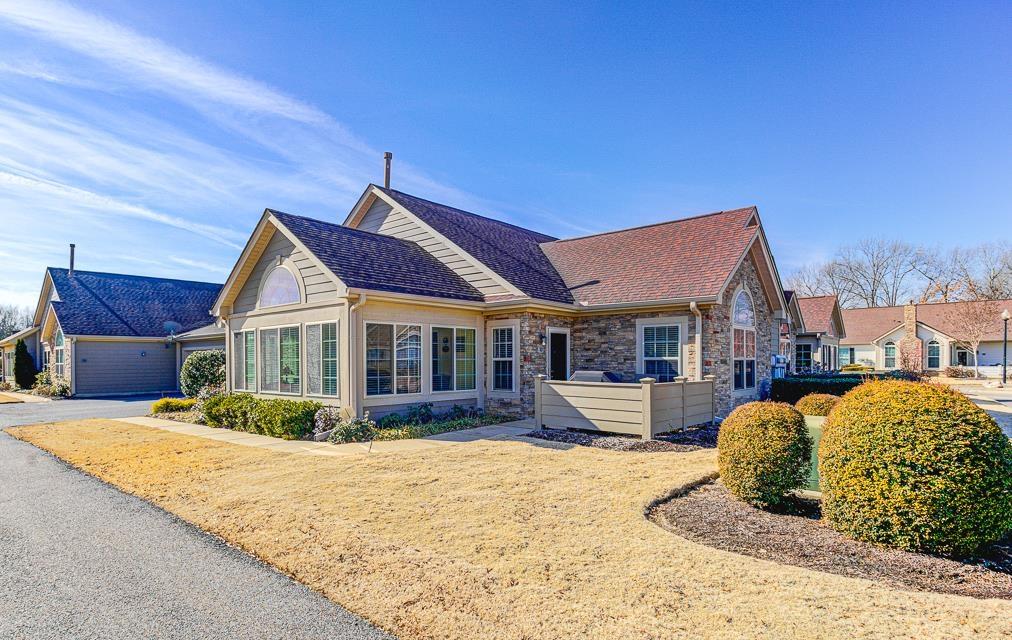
xmin=432 ymin=327 xmax=476 ymax=392
xmin=260 ymin=326 xmax=300 ymax=394
xmin=259 ymin=264 xmax=300 ymax=308
xmin=884 ymin=341 xmax=896 ymax=369
xmin=733 ymin=290 xmax=756 ymax=390
xmin=233 ymin=330 xmax=255 ymax=391
xmin=642 ymin=325 xmax=679 ymax=381
xmin=306 ymin=322 xmax=339 ymax=397
xmin=491 ymin=326 xmax=515 ymax=392
xmin=366 ymin=323 xmax=421 ymax=396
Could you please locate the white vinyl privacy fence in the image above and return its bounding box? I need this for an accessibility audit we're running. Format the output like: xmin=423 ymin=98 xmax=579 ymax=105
xmin=534 ymin=375 xmax=715 ymax=440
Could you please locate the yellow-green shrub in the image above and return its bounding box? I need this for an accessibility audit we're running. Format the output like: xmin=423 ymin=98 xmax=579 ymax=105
xmin=151 ymin=397 xmax=197 ymax=413
xmin=717 ymin=402 xmax=812 ymax=508
xmin=795 ymin=393 xmax=840 ymax=416
xmin=820 ymin=380 xmax=1012 ymax=556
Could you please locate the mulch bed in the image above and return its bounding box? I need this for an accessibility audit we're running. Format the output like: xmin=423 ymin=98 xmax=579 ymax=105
xmin=651 ymin=481 xmax=1012 ymax=599
xmin=523 ymin=424 xmax=720 ymax=452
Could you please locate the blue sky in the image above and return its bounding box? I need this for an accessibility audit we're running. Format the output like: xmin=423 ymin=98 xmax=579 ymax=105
xmin=0 ymin=0 xmax=1008 ymax=308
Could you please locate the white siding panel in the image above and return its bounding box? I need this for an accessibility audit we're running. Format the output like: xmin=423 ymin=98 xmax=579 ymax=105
xmin=75 ymin=340 xmax=177 ymax=395
xmin=233 ymin=229 xmax=338 ymax=314
xmin=354 ymin=198 xmax=510 ymax=297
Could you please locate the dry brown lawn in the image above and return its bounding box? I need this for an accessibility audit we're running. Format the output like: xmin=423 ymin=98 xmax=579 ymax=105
xmin=0 ymin=393 xmax=24 ymax=404
xmin=9 ymin=419 xmax=1011 ymax=640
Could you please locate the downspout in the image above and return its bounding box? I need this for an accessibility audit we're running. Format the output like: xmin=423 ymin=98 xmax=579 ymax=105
xmin=690 ymin=302 xmax=703 ymax=380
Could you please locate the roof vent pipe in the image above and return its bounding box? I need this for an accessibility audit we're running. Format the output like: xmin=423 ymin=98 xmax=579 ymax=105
xmin=69 ymin=243 xmax=75 ymax=275
xmin=383 ymin=152 xmax=392 ymax=189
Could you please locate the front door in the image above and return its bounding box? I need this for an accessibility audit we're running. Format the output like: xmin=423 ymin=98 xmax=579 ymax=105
xmin=548 ymin=330 xmax=569 ymax=380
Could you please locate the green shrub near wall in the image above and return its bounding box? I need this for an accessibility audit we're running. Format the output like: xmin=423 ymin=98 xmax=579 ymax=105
xmin=203 ymin=393 xmax=321 ymax=440
xmin=820 ymin=380 xmax=1012 ymax=556
xmin=13 ymin=339 xmax=36 ymax=389
xmin=772 ymin=372 xmax=920 ymax=404
xmin=717 ymin=401 xmax=812 ymax=508
xmin=794 ymin=393 xmax=840 ymax=416
xmin=179 ymin=349 xmax=226 ymax=397
xmin=151 ymin=397 xmax=198 ymax=413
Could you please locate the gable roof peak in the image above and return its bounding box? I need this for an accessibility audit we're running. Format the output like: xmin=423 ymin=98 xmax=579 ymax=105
xmin=546 ymin=206 xmax=758 ymax=246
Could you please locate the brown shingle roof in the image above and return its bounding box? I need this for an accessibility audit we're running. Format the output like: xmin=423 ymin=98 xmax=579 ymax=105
xmin=796 ymin=295 xmax=840 ymax=335
xmin=539 ymin=207 xmax=759 ymax=306
xmin=841 ymin=299 xmax=1012 ymax=345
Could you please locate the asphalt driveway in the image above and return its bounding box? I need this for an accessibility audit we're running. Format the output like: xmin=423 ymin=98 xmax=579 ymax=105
xmin=0 ymin=432 xmax=392 ymax=639
xmin=0 ymin=395 xmax=160 ymax=428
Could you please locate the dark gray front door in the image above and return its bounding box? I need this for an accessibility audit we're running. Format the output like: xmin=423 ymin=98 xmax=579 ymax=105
xmin=549 ymin=331 xmax=568 ymax=380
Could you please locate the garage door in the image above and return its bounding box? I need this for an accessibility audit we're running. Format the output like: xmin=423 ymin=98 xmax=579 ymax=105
xmin=74 ymin=340 xmax=177 ymax=396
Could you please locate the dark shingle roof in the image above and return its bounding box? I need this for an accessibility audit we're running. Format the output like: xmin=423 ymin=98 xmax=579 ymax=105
xmin=47 ymin=268 xmax=221 ymax=337
xmin=270 ymin=210 xmax=484 ymax=302
xmin=378 ymin=188 xmax=574 ymax=303
xmin=540 ymin=208 xmax=759 ymax=306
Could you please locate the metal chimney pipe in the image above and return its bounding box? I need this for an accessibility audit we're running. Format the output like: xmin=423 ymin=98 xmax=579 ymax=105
xmin=69 ymin=243 xmax=75 ymax=275
xmin=383 ymin=152 xmax=392 ymax=189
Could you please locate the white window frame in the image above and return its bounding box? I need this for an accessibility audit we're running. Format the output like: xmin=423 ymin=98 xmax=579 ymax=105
xmin=256 ymin=258 xmax=304 ymax=310
xmin=233 ymin=330 xmax=257 ymax=392
xmin=305 ymin=321 xmax=340 ymax=398
xmin=487 ymin=319 xmax=519 ymax=395
xmin=364 ymin=322 xmax=422 ymax=398
xmin=53 ymin=329 xmax=65 ymax=379
xmin=883 ymin=341 xmax=897 ymax=369
xmin=636 ymin=317 xmax=685 ymax=382
xmin=926 ymin=340 xmax=941 ymax=369
xmin=545 ymin=326 xmax=571 ymax=380
xmin=258 ymin=324 xmax=302 ymax=396
xmin=431 ymin=325 xmax=477 ymax=394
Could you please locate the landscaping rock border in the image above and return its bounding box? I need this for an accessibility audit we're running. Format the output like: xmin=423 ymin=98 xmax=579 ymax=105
xmin=650 ymin=481 xmax=1012 ymax=600
xmin=523 ymin=423 xmax=719 ymax=452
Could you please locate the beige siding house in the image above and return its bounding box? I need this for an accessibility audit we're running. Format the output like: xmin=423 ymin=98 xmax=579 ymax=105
xmin=213 ymin=184 xmax=791 ymax=421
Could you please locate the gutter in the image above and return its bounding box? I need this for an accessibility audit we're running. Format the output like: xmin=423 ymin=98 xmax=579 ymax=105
xmin=690 ymin=301 xmax=703 ymax=380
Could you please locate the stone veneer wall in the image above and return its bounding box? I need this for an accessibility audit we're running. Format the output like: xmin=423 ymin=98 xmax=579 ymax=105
xmin=484 ymin=254 xmax=775 ymax=418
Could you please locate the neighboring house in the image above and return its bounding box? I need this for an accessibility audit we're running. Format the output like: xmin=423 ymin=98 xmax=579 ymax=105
xmin=174 ymin=322 xmax=227 ymax=380
xmin=12 ymin=266 xmax=223 ymax=395
xmin=0 ymin=325 xmax=42 ymax=384
xmin=213 ymin=184 xmax=790 ymax=419
xmin=779 ymin=291 xmax=806 ymax=371
xmin=793 ymin=295 xmax=846 ymax=372
xmin=841 ymin=299 xmax=1012 ymax=374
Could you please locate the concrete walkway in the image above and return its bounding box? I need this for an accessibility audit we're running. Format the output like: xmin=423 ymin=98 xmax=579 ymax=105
xmin=116 ymin=416 xmax=537 ymax=455
xmin=0 ymin=391 xmax=49 ymax=404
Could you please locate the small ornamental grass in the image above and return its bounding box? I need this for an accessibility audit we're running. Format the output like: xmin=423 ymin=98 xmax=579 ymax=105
xmin=717 ymin=401 xmax=812 ymax=509
xmin=151 ymin=397 xmax=197 ymax=414
xmin=820 ymin=380 xmax=1012 ymax=556
xmin=794 ymin=393 xmax=840 ymax=416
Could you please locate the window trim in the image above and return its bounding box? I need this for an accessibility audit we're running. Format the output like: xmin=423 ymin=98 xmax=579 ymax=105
xmin=732 ymin=290 xmax=757 ymax=391
xmin=304 ymin=320 xmax=340 ymax=398
xmin=364 ymin=321 xmax=423 ymax=398
xmin=431 ymin=325 xmax=477 ymax=394
xmin=883 ymin=341 xmax=897 ymax=369
xmin=795 ymin=343 xmax=812 ymax=372
xmin=233 ymin=329 xmax=257 ymax=392
xmin=636 ymin=317 xmax=686 ymax=382
xmin=255 ymin=258 xmax=305 ymax=310
xmin=927 ymin=340 xmax=941 ymax=369
xmin=487 ymin=319 xmax=519 ymax=395
xmin=258 ymin=324 xmax=303 ymax=396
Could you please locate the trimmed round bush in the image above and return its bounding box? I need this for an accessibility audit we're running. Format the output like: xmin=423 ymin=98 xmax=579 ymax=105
xmin=795 ymin=393 xmax=840 ymax=416
xmin=717 ymin=402 xmax=813 ymax=508
xmin=820 ymin=380 xmax=1012 ymax=556
xmin=179 ymin=349 xmax=225 ymax=397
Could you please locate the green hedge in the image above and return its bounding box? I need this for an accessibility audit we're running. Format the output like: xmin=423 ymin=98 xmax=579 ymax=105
xmin=820 ymin=380 xmax=1012 ymax=556
xmin=771 ymin=373 xmax=922 ymax=404
xmin=203 ymin=393 xmax=321 ymax=440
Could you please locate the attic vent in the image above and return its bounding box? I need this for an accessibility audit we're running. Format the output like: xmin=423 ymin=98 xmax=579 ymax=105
xmin=745 ymin=213 xmax=758 ymax=227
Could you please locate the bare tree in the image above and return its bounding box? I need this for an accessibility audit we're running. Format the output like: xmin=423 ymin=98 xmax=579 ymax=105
xmin=784 ymin=262 xmax=856 ymax=307
xmin=0 ymin=304 xmax=32 ymax=341
xmin=911 ymin=247 xmax=962 ymax=303
xmin=945 ymin=299 xmax=1002 ymax=377
xmin=832 ymin=239 xmax=919 ymax=307
xmin=953 ymin=243 xmax=1012 ymax=300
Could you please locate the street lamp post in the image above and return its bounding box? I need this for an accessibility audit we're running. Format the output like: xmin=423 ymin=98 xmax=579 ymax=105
xmin=1002 ymin=309 xmax=1010 ymax=386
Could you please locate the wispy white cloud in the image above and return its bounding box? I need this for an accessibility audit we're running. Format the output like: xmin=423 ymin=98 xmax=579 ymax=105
xmin=168 ymin=255 xmax=229 ymax=275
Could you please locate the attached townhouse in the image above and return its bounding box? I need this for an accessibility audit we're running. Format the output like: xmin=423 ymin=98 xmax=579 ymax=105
xmin=212 ymin=184 xmax=792 ymax=419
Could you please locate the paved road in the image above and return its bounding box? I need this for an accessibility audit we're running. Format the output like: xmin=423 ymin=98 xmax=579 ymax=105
xmin=0 ymin=432 xmax=392 ymax=639
xmin=0 ymin=395 xmax=160 ymax=428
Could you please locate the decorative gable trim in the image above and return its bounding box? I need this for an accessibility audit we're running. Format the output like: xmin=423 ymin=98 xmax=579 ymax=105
xmin=716 ymin=223 xmax=787 ymax=315
xmin=212 ymin=211 xmax=345 ymax=317
xmin=344 ymin=185 xmax=526 ymax=300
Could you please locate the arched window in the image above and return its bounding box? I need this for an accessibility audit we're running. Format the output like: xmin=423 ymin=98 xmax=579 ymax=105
xmin=927 ymin=340 xmax=940 ymax=369
xmin=884 ymin=341 xmax=896 ymax=369
xmin=732 ymin=290 xmax=756 ymax=390
xmin=258 ymin=265 xmax=300 ymax=308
